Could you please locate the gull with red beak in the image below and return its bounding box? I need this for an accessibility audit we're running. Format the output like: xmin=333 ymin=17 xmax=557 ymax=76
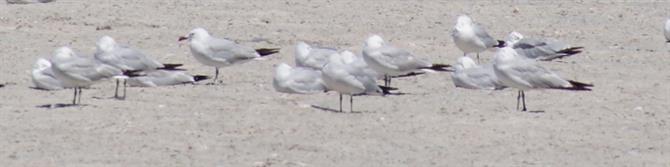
xmin=178 ymin=28 xmax=280 ymax=84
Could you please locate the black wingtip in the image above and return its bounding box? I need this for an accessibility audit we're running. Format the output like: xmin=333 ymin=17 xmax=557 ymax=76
xmin=123 ymin=70 xmax=144 ymax=77
xmin=418 ymin=63 xmax=453 ymax=72
xmin=256 ymin=48 xmax=280 ymax=56
xmin=193 ymin=75 xmax=210 ymax=82
xmin=378 ymin=85 xmax=405 ymax=96
xmin=541 ymin=47 xmax=585 ymax=61
xmin=557 ymin=47 xmax=584 ymax=55
xmin=159 ymin=63 xmax=184 ymax=70
xmin=392 ymin=72 xmax=427 ymax=78
xmin=556 ymin=80 xmax=593 ymax=91
xmin=494 ymin=40 xmax=507 ymax=48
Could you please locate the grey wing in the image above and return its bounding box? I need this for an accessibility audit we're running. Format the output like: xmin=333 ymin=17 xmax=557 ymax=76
xmin=504 ymin=61 xmax=571 ymax=89
xmin=513 ymin=38 xmax=568 ymax=60
xmin=115 ymin=46 xmax=164 ymax=70
xmin=462 ymin=65 xmax=505 ymax=90
xmin=63 ymin=58 xmax=121 ymax=81
xmin=304 ymin=47 xmax=336 ymax=69
xmin=472 ymin=24 xmax=498 ymax=47
xmin=32 ymin=69 xmax=64 ymax=90
xmin=208 ymin=38 xmax=259 ymax=62
xmin=287 ymin=68 xmax=327 ymax=94
xmin=378 ymin=46 xmax=430 ymax=70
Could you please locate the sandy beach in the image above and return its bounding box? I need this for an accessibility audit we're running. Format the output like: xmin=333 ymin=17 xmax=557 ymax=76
xmin=1 ymin=0 xmax=670 ymax=166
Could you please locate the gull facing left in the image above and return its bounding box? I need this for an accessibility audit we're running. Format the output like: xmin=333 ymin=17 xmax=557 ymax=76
xmin=362 ymin=35 xmax=451 ymax=87
xmin=322 ymin=50 xmax=396 ymax=112
xmin=179 ymin=28 xmax=280 ymax=84
xmin=50 ymin=47 xmax=123 ymax=105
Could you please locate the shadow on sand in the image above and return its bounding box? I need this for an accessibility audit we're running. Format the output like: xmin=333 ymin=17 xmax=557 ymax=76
xmin=310 ymin=105 xmax=362 ymax=114
xmin=36 ymin=103 xmax=85 ymax=109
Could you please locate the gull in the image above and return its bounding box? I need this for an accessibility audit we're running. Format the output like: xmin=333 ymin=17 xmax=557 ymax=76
xmin=127 ymin=70 xmax=209 ymax=87
xmin=492 ymin=47 xmax=593 ymax=111
xmin=50 ymin=47 xmax=123 ymax=105
xmin=665 ymin=18 xmax=670 ymax=43
xmin=94 ymin=36 xmax=182 ymax=99
xmin=451 ymin=56 xmax=506 ymax=90
xmin=322 ymin=50 xmax=396 ymax=112
xmin=362 ymin=35 xmax=451 ymax=87
xmin=451 ymin=15 xmax=505 ymax=61
xmin=294 ymin=41 xmax=337 ymax=70
xmin=273 ymin=63 xmax=327 ymax=94
xmin=178 ymin=28 xmax=280 ymax=84
xmin=31 ymin=58 xmax=64 ymax=90
xmin=505 ymin=31 xmax=583 ymax=61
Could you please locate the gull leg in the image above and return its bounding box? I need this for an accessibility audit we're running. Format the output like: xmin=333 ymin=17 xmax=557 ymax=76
xmin=72 ymin=88 xmax=78 ymax=105
xmin=521 ymin=91 xmax=527 ymax=112
xmin=388 ymin=75 xmax=392 ymax=87
xmin=122 ymin=79 xmax=127 ymax=100
xmin=339 ymin=94 xmax=343 ymax=113
xmin=114 ymin=79 xmax=119 ymax=98
xmin=384 ymin=75 xmax=390 ymax=87
xmin=214 ymin=67 xmax=219 ymax=83
xmin=516 ymin=90 xmax=521 ymax=111
xmin=350 ymin=95 xmax=353 ymax=113
xmin=78 ymin=88 xmax=83 ymax=104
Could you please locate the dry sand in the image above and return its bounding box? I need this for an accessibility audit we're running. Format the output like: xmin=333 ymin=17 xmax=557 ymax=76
xmin=1 ymin=0 xmax=670 ymax=166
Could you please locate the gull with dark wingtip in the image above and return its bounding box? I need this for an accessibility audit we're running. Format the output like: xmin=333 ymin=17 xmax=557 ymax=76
xmin=178 ymin=28 xmax=280 ymax=84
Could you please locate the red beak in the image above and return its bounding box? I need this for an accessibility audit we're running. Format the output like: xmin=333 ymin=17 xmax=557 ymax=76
xmin=178 ymin=36 xmax=188 ymax=41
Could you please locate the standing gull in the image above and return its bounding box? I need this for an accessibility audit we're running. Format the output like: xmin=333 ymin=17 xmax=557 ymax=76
xmin=294 ymin=41 xmax=337 ymax=70
xmin=322 ymin=50 xmax=396 ymax=112
xmin=451 ymin=15 xmax=505 ymax=61
xmin=362 ymin=35 xmax=451 ymax=87
xmin=665 ymin=18 xmax=670 ymax=43
xmin=505 ymin=31 xmax=583 ymax=61
xmin=178 ymin=28 xmax=280 ymax=84
xmin=273 ymin=63 xmax=327 ymax=94
xmin=50 ymin=47 xmax=123 ymax=105
xmin=492 ymin=47 xmax=593 ymax=111
xmin=451 ymin=56 xmax=505 ymax=90
xmin=95 ymin=36 xmax=182 ymax=99
xmin=31 ymin=58 xmax=64 ymax=90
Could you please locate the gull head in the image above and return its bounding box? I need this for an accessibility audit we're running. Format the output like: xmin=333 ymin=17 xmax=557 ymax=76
xmin=96 ymin=35 xmax=117 ymax=52
xmin=340 ymin=50 xmax=358 ymax=65
xmin=364 ymin=35 xmax=385 ymax=49
xmin=274 ymin=63 xmax=293 ymax=80
xmin=179 ymin=28 xmax=210 ymax=42
xmin=295 ymin=41 xmax=312 ymax=59
xmin=53 ymin=47 xmax=76 ymax=60
xmin=34 ymin=58 xmax=52 ymax=70
xmin=456 ymin=15 xmax=473 ymax=27
xmin=456 ymin=56 xmax=477 ymax=70
xmin=505 ymin=31 xmax=524 ymax=45
xmin=493 ymin=47 xmax=519 ymax=63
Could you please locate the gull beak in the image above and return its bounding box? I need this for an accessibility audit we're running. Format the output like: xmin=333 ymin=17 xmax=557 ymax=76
xmin=178 ymin=36 xmax=188 ymax=47
xmin=178 ymin=36 xmax=188 ymax=41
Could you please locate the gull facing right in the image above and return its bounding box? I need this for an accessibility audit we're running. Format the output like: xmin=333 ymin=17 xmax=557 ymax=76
xmin=492 ymin=47 xmax=593 ymax=111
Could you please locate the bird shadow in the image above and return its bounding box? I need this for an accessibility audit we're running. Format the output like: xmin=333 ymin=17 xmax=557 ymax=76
xmin=310 ymin=105 xmax=362 ymax=114
xmin=526 ymin=110 xmax=545 ymax=113
xmin=36 ymin=103 xmax=85 ymax=109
